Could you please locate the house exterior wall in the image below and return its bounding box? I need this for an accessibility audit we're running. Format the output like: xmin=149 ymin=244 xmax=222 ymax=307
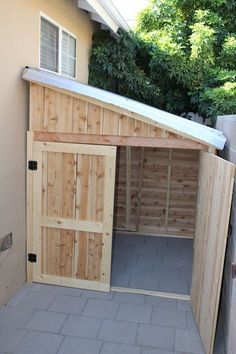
xmin=0 ymin=0 xmax=94 ymax=306
xmin=216 ymin=115 xmax=236 ymax=354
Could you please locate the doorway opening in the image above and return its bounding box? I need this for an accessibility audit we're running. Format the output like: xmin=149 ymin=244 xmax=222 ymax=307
xmin=111 ymin=146 xmax=199 ymax=297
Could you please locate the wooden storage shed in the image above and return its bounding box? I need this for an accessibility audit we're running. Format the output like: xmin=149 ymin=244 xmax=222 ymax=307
xmin=24 ymin=67 xmax=235 ymax=354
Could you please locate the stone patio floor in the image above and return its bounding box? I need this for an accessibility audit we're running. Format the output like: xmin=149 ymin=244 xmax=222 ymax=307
xmin=0 ymin=283 xmax=206 ymax=354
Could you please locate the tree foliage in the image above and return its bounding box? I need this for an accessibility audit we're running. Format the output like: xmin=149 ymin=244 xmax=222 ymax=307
xmin=89 ymin=0 xmax=236 ymax=119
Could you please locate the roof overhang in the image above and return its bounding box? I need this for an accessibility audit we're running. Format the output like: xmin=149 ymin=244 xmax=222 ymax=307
xmin=22 ymin=67 xmax=226 ymax=150
xmin=78 ymin=0 xmax=130 ymax=33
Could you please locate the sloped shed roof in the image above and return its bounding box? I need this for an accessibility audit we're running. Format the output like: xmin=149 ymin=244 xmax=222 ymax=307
xmin=23 ymin=67 xmax=226 ymax=149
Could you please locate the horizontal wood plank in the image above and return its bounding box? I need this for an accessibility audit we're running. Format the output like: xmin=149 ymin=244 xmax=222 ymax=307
xmin=34 ymin=132 xmax=206 ymax=150
xmin=41 ymin=217 xmax=103 ymax=233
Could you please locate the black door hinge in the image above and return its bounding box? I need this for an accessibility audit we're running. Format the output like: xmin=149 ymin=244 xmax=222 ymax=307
xmin=28 ymin=253 xmax=37 ymax=263
xmin=28 ymin=160 xmax=38 ymax=170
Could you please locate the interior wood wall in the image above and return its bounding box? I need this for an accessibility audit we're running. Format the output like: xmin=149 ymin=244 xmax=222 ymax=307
xmin=114 ymin=147 xmax=199 ymax=237
xmin=30 ymin=84 xmax=184 ymax=139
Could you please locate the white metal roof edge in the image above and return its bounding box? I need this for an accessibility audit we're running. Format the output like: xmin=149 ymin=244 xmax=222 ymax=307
xmin=23 ymin=67 xmax=226 ymax=150
xmin=78 ymin=0 xmax=130 ymax=33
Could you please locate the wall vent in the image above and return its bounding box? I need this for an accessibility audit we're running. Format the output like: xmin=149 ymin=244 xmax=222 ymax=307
xmin=0 ymin=233 xmax=13 ymax=252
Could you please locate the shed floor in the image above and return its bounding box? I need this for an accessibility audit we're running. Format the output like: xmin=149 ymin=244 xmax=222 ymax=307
xmin=111 ymin=233 xmax=193 ymax=295
xmin=0 ymin=283 xmax=205 ymax=354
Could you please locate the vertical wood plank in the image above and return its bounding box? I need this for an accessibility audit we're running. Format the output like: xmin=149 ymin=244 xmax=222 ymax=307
xmin=27 ymin=132 xmax=34 ymax=281
xmin=72 ymin=98 xmax=88 ymax=134
xmin=60 ymin=153 xmax=76 ymax=277
xmin=58 ymin=95 xmax=73 ymax=133
xmin=41 ymin=151 xmax=48 ymax=274
xmin=32 ymin=149 xmax=43 ymax=280
xmin=165 ymin=149 xmax=172 ymax=232
xmin=102 ymin=109 xmax=119 ymax=135
xmin=29 ymin=83 xmax=44 ymax=131
xmin=46 ymin=152 xmax=63 ymax=275
xmin=75 ymin=154 xmax=90 ymax=279
xmin=119 ymin=115 xmax=135 ymax=136
xmin=126 ymin=147 xmax=131 ymax=229
xmin=136 ymin=147 xmax=144 ymax=231
xmin=87 ymin=103 xmax=102 ymax=134
xmin=100 ymin=151 xmax=117 ymax=283
xmin=44 ymin=88 xmax=60 ymax=132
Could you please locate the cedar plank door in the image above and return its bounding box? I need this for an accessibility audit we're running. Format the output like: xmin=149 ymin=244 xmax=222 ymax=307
xmin=191 ymin=152 xmax=235 ymax=354
xmin=29 ymin=139 xmax=116 ymax=291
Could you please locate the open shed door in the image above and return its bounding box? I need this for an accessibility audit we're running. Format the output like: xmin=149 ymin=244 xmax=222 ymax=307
xmin=28 ymin=139 xmax=116 ymax=292
xmin=191 ymin=152 xmax=235 ymax=354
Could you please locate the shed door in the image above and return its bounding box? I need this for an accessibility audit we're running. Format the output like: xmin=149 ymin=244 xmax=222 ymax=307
xmin=191 ymin=152 xmax=235 ymax=354
xmin=31 ymin=141 xmax=116 ymax=292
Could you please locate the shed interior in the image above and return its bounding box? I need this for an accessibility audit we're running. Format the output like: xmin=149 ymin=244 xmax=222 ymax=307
xmin=111 ymin=146 xmax=198 ymax=295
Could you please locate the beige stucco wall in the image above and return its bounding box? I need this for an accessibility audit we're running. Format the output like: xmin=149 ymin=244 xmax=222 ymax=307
xmin=0 ymin=0 xmax=94 ymax=306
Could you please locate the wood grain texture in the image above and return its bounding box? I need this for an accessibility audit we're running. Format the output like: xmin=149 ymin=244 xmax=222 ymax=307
xmin=191 ymin=152 xmax=235 ymax=354
xmin=29 ymin=84 xmax=208 ymax=150
xmin=113 ymin=147 xmax=199 ymax=237
xmin=30 ymin=141 xmax=116 ymax=290
xmin=34 ymin=132 xmax=205 ymax=150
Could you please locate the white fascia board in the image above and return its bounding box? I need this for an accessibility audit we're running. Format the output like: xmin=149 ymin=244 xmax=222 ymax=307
xmin=78 ymin=0 xmax=130 ymax=33
xmin=22 ymin=67 xmax=226 ymax=149
xmin=78 ymin=0 xmax=120 ymax=33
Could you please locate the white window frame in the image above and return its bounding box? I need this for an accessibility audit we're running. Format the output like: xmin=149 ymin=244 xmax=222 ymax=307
xmin=39 ymin=12 xmax=77 ymax=79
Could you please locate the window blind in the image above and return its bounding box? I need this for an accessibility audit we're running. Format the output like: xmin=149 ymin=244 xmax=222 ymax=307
xmin=40 ymin=17 xmax=59 ymax=72
xmin=61 ymin=31 xmax=76 ymax=78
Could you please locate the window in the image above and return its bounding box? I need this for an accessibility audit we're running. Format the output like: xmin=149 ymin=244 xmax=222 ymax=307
xmin=40 ymin=15 xmax=77 ymax=78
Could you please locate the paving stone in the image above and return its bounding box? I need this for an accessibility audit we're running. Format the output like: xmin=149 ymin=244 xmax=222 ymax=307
xmin=48 ymin=295 xmax=87 ymax=314
xmin=129 ymin=276 xmax=158 ymax=291
xmin=82 ymin=299 xmax=119 ymax=319
xmin=163 ymin=256 xmax=192 ymax=269
xmin=152 ymin=308 xmax=186 ymax=328
xmin=57 ymin=336 xmax=102 ymax=354
xmin=152 ymin=265 xmax=179 ymax=279
xmin=142 ymin=349 xmax=176 ymax=354
xmin=0 ymin=305 xmax=34 ymax=328
xmin=113 ymin=292 xmax=145 ymax=304
xmin=14 ymin=331 xmax=63 ymax=354
xmin=137 ymin=324 xmax=175 ymax=350
xmin=142 ymin=349 xmax=190 ymax=354
xmin=135 ymin=244 xmax=157 ymax=256
xmin=186 ymin=311 xmax=198 ymax=331
xmin=8 ymin=291 xmax=55 ymax=310
xmin=31 ymin=283 xmax=84 ymax=297
xmin=116 ymin=303 xmax=152 ymax=323
xmin=177 ymin=300 xmax=192 ymax=312
xmin=144 ymin=237 xmax=167 ymax=248
xmin=98 ymin=319 xmax=138 ymax=344
xmin=101 ymin=342 xmax=141 ymax=354
xmin=167 ymin=238 xmax=193 ymax=249
xmin=111 ymin=272 xmax=130 ymax=287
xmin=179 ymin=269 xmax=192 ymax=282
xmin=145 ymin=296 xmax=177 ymax=309
xmin=82 ymin=290 xmax=114 ymax=300
xmin=25 ymin=310 xmax=67 ymax=333
xmin=112 ymin=261 xmax=127 ymax=273
xmin=61 ymin=315 xmax=102 ymax=338
xmin=158 ymin=278 xmax=189 ymax=294
xmin=136 ymin=254 xmax=161 ymax=266
xmin=175 ymin=328 xmax=205 ymax=353
xmin=157 ymin=247 xmax=181 ymax=257
xmin=0 ymin=326 xmax=27 ymax=353
xmin=126 ymin=262 xmax=153 ymax=275
xmin=7 ymin=288 xmax=29 ymax=306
